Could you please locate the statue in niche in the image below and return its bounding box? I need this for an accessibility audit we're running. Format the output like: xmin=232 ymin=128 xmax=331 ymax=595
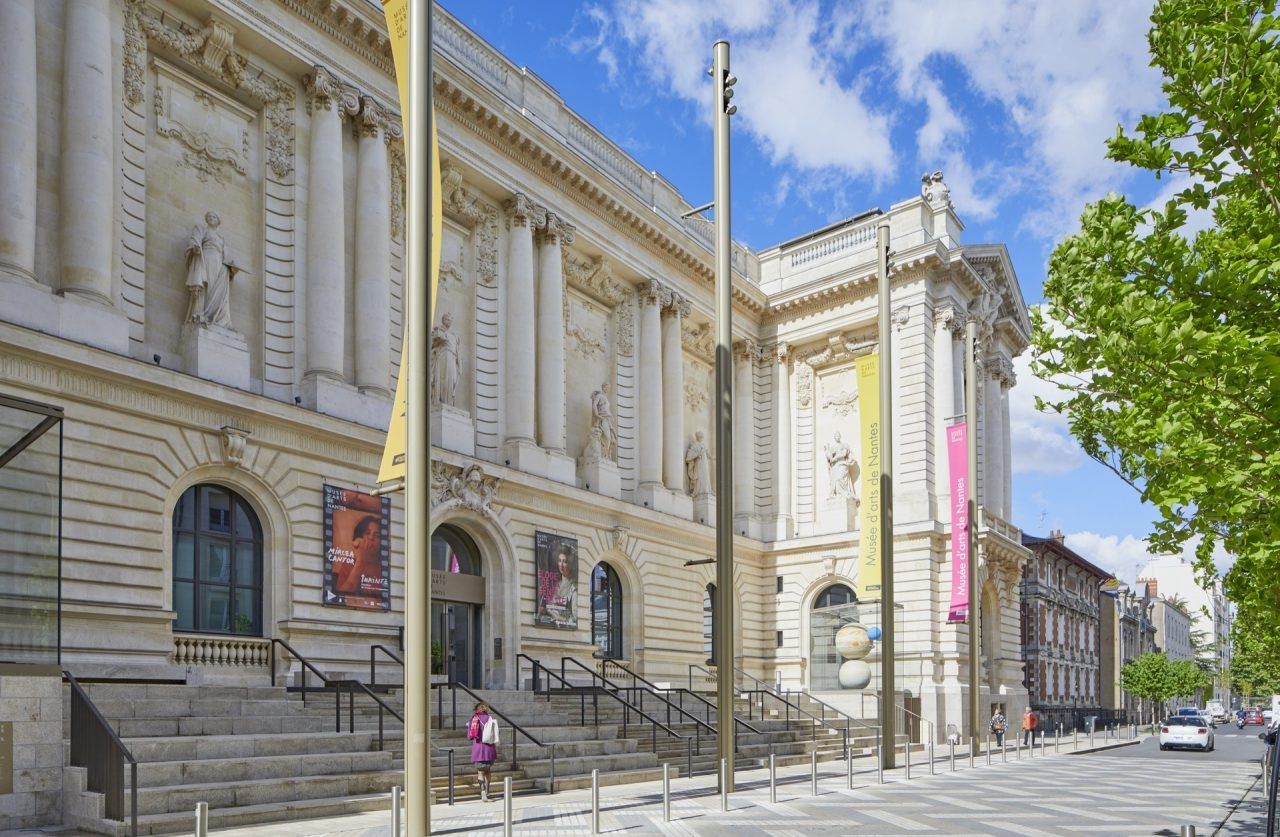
xmin=685 ymin=430 xmax=712 ymax=497
xmin=184 ymin=211 xmax=242 ymax=328
xmin=824 ymin=431 xmax=859 ymax=500
xmin=429 ymin=312 xmax=461 ymax=406
xmin=588 ymin=383 xmax=617 ymax=461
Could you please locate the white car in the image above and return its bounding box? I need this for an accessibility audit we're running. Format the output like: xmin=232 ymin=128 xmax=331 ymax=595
xmin=1160 ymin=716 xmax=1215 ymax=752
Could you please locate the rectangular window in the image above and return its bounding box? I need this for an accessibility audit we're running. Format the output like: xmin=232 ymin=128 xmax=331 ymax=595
xmin=776 ymin=630 xmax=784 ymax=648
xmin=776 ymin=576 xmax=784 ymax=594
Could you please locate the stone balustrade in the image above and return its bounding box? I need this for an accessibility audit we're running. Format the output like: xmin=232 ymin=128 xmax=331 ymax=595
xmin=171 ymin=633 xmax=271 ymax=668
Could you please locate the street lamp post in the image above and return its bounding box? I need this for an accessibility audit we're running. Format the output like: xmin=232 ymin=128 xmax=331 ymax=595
xmin=877 ymin=223 xmax=896 ymax=771
xmin=965 ymin=319 xmax=981 ymax=756
xmin=712 ymin=39 xmax=737 ymax=793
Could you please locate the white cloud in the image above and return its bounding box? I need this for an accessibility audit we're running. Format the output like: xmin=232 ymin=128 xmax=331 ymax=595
xmin=1063 ymin=531 xmax=1234 ymax=585
xmin=1008 ymin=308 xmax=1085 ymax=476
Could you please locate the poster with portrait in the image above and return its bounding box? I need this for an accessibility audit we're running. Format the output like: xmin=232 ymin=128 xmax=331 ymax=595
xmin=534 ymin=531 xmax=578 ymax=629
xmin=323 ymin=485 xmax=391 ymax=610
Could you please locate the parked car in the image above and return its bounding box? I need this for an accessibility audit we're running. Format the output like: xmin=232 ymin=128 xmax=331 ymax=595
xmin=1244 ymin=708 xmax=1265 ymax=726
xmin=1160 ymin=716 xmax=1215 ymax=751
xmin=1176 ymin=707 xmax=1216 ymax=727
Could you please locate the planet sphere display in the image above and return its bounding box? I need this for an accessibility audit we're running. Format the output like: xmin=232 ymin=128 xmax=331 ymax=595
xmin=838 ymin=659 xmax=873 ymax=690
xmin=834 ymin=623 xmax=872 ymax=660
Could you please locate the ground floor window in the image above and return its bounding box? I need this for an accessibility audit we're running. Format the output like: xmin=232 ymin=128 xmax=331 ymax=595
xmin=591 ymin=562 xmax=623 ymax=659
xmin=172 ymin=484 xmax=262 ymax=635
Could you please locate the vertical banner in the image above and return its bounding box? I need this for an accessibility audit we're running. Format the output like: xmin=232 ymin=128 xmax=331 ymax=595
xmin=534 ymin=532 xmax=579 ymax=629
xmin=856 ymin=353 xmax=881 ymax=597
xmin=947 ymin=423 xmax=969 ymax=622
xmin=323 ymin=485 xmax=392 ymax=610
xmin=377 ymin=0 xmax=443 ymax=485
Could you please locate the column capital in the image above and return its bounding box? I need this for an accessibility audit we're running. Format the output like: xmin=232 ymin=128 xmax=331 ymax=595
xmin=538 ymin=211 xmax=575 ymax=246
xmin=933 ymin=304 xmax=960 ymax=333
xmin=354 ymin=95 xmax=387 ymax=139
xmin=504 ymin=192 xmax=540 ymax=229
xmin=733 ymin=338 xmax=758 ymax=363
xmin=638 ymin=278 xmax=668 ymax=307
xmin=772 ymin=341 xmax=792 ymax=365
xmin=304 ymin=66 xmax=344 ymax=114
xmin=893 ymin=305 xmax=911 ymax=331
xmin=661 ymin=291 xmax=690 ymax=319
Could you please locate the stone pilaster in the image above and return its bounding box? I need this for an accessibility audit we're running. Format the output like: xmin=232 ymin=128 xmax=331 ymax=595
xmin=502 ymin=193 xmax=540 ymax=468
xmin=984 ymin=365 xmax=1004 ymax=519
xmin=636 ymin=280 xmax=665 ymax=491
xmin=1001 ymin=362 xmax=1015 ymax=522
xmin=0 ymin=0 xmax=37 ymax=284
xmin=536 ymin=212 xmax=573 ymax=453
xmin=933 ymin=307 xmax=959 ymax=517
xmin=353 ymin=96 xmax=392 ymax=397
xmin=733 ymin=339 xmax=756 ymax=528
xmin=773 ymin=342 xmax=794 ymax=539
xmin=661 ymin=293 xmax=688 ymax=492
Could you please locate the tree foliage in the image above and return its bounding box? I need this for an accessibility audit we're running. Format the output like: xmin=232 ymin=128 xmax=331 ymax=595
xmin=1033 ymin=0 xmax=1280 ymax=630
xmin=1228 ymin=620 xmax=1280 ymax=698
xmin=1122 ymin=652 xmax=1210 ymax=723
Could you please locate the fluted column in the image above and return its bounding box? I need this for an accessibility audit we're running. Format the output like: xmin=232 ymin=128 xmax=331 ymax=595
xmin=984 ymin=365 xmax=1005 ymax=519
xmin=353 ymin=96 xmax=392 ymax=396
xmin=637 ymin=280 xmax=665 ymax=487
xmin=0 ymin=0 xmax=37 ymax=283
xmin=774 ymin=343 xmax=793 ymax=537
xmin=933 ymin=308 xmax=958 ymax=513
xmin=661 ymin=293 xmax=688 ymax=491
xmin=304 ymin=67 xmax=352 ymax=380
xmin=1001 ymin=368 xmax=1014 ymax=521
xmin=504 ymin=193 xmax=538 ymax=445
xmin=60 ymin=0 xmax=115 ymax=303
xmin=537 ymin=212 xmax=574 ymax=453
xmin=733 ymin=340 xmax=755 ymax=519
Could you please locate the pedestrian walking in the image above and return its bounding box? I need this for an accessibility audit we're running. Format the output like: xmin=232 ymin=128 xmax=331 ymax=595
xmin=990 ymin=709 xmax=1007 ymax=747
xmin=467 ymin=701 xmax=499 ymax=801
xmin=1022 ymin=707 xmax=1038 ymax=747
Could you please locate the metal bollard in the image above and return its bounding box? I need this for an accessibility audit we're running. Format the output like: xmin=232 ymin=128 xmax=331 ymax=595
xmin=845 ymin=751 xmax=853 ymax=790
xmin=391 ymin=786 xmax=401 ymax=835
xmin=720 ymin=758 xmax=729 ymax=812
xmin=929 ymin=739 xmax=935 ymax=776
xmin=504 ymin=776 xmax=514 ymax=837
xmin=591 ymin=769 xmax=600 ymax=835
xmin=987 ymin=733 xmax=992 ymax=765
xmin=969 ymin=737 xmax=974 ymax=768
xmin=1016 ymin=736 xmax=1022 ymax=759
xmin=448 ymin=750 xmax=455 ymax=805
xmin=1056 ymin=724 xmax=1061 ymax=754
xmin=1002 ymin=738 xmax=1007 ymax=762
xmin=1090 ymin=728 xmax=1095 ymax=749
xmin=770 ymin=753 xmax=778 ymax=802
xmin=906 ymin=739 xmax=912 ymax=780
xmin=663 ymin=763 xmax=671 ymax=822
xmin=812 ymin=749 xmax=819 ymax=795
xmin=876 ymin=745 xmax=883 ymax=784
xmin=1180 ymin=826 xmax=1196 ymax=837
xmin=195 ymin=801 xmax=209 ymax=837
xmin=949 ymin=739 xmax=955 ymax=771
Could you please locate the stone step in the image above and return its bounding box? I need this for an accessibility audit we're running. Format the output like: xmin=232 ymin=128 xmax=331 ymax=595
xmin=113 ymin=714 xmax=351 ymax=738
xmin=81 ymin=684 xmax=287 ymax=701
xmin=122 ymin=730 xmax=385 ymax=763
xmin=128 ymin=769 xmax=403 ymax=816
xmin=131 ymin=749 xmax=396 ymax=787
xmin=84 ymin=697 xmax=311 ymax=721
xmin=543 ymin=764 xmax=677 ymax=793
xmin=129 ymin=792 xmax=394 ymax=836
xmin=518 ymin=751 xmax=658 ymax=780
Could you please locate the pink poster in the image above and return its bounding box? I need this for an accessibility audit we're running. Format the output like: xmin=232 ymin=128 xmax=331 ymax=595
xmin=947 ymin=423 xmax=969 ymax=623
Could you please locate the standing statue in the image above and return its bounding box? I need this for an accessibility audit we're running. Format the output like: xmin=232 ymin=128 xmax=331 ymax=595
xmin=824 ymin=431 xmax=859 ymax=499
xmin=589 ymin=383 xmax=616 ymax=461
xmin=685 ymin=430 xmax=711 ymax=497
xmin=184 ymin=211 xmax=241 ymax=328
xmin=430 ymin=312 xmax=460 ymax=406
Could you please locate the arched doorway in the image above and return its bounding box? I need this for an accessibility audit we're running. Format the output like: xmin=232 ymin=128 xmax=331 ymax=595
xmin=591 ymin=562 xmax=623 ymax=660
xmin=431 ymin=525 xmax=485 ymax=687
xmin=810 ymin=582 xmax=858 ymax=690
xmin=172 ymin=484 xmax=263 ymax=635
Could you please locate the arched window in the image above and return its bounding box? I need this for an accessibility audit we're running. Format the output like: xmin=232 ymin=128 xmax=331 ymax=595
xmin=431 ymin=525 xmax=481 ymax=575
xmin=591 ymin=562 xmax=623 ymax=660
xmin=814 ymin=583 xmax=856 ymax=610
xmin=703 ymin=584 xmax=717 ymax=665
xmin=173 ymin=484 xmax=263 ymax=635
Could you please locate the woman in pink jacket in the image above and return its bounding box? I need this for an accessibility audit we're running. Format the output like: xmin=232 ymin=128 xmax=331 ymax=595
xmin=467 ymin=702 xmax=498 ymax=801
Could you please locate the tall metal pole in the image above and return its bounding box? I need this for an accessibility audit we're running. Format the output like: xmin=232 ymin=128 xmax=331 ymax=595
xmin=712 ymin=39 xmax=736 ymax=793
xmin=876 ymin=223 xmax=895 ymax=771
xmin=965 ymin=320 xmax=981 ymax=756
xmin=405 ymin=1 xmax=433 ymax=833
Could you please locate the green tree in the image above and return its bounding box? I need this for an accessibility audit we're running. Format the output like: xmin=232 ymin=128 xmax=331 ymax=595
xmin=1032 ymin=2 xmax=1280 ymax=635
xmin=1170 ymin=658 xmax=1211 ymax=705
xmin=1122 ymin=652 xmax=1179 ymax=725
xmin=1227 ymin=620 xmax=1280 ymax=700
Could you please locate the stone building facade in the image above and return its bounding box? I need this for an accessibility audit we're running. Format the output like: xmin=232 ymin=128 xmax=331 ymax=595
xmin=1099 ymin=581 xmax=1158 ymax=722
xmin=1019 ymin=531 xmax=1113 ymax=731
xmin=0 ymin=0 xmax=1032 ymax=738
xmin=1138 ymin=555 xmax=1233 ymax=703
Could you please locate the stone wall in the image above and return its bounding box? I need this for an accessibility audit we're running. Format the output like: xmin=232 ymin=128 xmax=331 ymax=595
xmin=0 ymin=670 xmax=62 ymax=830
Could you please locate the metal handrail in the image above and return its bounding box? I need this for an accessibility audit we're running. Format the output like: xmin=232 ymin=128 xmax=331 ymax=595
xmin=65 ymin=671 xmax=137 ymax=837
xmin=433 ymin=679 xmax=552 ymax=782
xmin=268 ymin=638 xmax=401 ymax=749
xmin=564 ymin=658 xmax=720 ymax=736
xmin=600 ymin=659 xmax=760 ymax=736
xmin=369 ymin=643 xmax=403 ymax=686
xmin=517 ymin=654 xmax=695 ymax=777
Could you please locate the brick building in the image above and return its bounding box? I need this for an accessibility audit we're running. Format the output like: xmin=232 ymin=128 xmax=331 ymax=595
xmin=1020 ymin=531 xmax=1114 ymax=731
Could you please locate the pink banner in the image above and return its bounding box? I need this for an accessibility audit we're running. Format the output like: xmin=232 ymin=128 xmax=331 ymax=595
xmin=947 ymin=423 xmax=969 ymax=623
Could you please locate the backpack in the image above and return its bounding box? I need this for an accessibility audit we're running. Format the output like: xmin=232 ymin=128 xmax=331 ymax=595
xmin=991 ymin=716 xmax=1006 ymax=732
xmin=482 ymin=716 xmax=499 ymax=745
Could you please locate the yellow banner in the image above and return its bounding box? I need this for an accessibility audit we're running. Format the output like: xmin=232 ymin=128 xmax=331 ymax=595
xmin=856 ymin=353 xmax=881 ymax=597
xmin=378 ymin=0 xmax=443 ymax=485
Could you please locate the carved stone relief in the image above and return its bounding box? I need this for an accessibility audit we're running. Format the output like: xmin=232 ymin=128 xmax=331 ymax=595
xmin=431 ymin=462 xmax=502 ymax=514
xmin=220 ymin=425 xmax=249 ymax=467
xmin=152 ymin=60 xmax=254 ymax=185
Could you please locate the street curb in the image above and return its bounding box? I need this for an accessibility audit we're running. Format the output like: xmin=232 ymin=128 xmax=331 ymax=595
xmin=1065 ymin=737 xmax=1146 ymax=755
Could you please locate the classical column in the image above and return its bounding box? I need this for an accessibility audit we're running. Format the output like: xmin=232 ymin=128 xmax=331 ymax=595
xmin=1001 ymin=365 xmax=1014 ymax=521
xmin=933 ymin=308 xmax=958 ymax=513
xmin=304 ymin=67 xmax=352 ymax=381
xmin=0 ymin=0 xmax=37 ymax=283
xmin=59 ymin=0 xmax=115 ymax=303
xmin=774 ymin=343 xmax=794 ymax=537
xmin=733 ymin=339 xmax=755 ymax=520
xmin=504 ymin=193 xmax=538 ymax=445
xmin=637 ymin=280 xmax=665 ymax=488
xmin=353 ymin=96 xmax=392 ymax=396
xmin=984 ymin=364 xmax=1005 ymax=519
xmin=536 ymin=212 xmax=574 ymax=453
xmin=661 ymin=293 xmax=688 ymax=492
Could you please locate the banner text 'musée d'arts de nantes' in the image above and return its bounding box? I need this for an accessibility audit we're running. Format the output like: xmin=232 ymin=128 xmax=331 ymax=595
xmin=378 ymin=0 xmax=443 ymax=485
xmin=947 ymin=423 xmax=969 ymax=622
xmin=855 ymin=354 xmax=881 ymax=598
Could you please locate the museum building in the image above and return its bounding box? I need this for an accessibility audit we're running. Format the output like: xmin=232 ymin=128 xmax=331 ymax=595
xmin=0 ymin=0 xmax=1032 ymax=740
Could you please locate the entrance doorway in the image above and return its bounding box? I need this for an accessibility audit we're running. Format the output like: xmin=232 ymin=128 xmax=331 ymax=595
xmin=431 ymin=525 xmax=486 ymax=688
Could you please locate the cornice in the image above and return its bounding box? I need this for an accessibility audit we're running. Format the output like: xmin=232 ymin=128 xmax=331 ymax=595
xmin=763 ymin=247 xmax=944 ymax=325
xmin=274 ymin=0 xmax=392 ymax=72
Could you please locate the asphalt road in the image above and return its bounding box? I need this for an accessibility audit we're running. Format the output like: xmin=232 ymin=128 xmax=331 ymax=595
xmin=1095 ymin=721 xmax=1271 ymax=765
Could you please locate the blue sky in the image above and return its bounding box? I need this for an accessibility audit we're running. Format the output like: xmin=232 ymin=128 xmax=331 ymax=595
xmin=445 ymin=0 xmax=1215 ymax=583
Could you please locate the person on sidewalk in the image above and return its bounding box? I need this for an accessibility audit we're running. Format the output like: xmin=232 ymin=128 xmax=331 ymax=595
xmin=467 ymin=701 xmax=499 ymax=802
xmin=990 ymin=709 xmax=1007 ymax=747
xmin=1022 ymin=707 xmax=1038 ymax=746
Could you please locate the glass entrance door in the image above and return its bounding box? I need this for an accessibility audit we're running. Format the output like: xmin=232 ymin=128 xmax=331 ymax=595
xmin=432 ymin=601 xmax=481 ymax=687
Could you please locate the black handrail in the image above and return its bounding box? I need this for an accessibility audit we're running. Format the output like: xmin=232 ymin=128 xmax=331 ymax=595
xmin=65 ymin=671 xmax=137 ymax=837
xmin=598 ymin=659 xmax=761 ymax=736
xmin=564 ymin=658 xmax=718 ymax=736
xmin=370 ymin=644 xmax=403 ymax=686
xmin=432 ymin=680 xmax=553 ymax=785
xmin=269 ymin=638 xmax=401 ymax=749
xmin=517 ymin=654 xmax=694 ymax=777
